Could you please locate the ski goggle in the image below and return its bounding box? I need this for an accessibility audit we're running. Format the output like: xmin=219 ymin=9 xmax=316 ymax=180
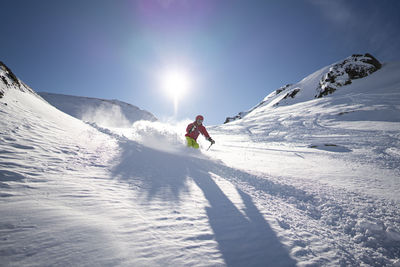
xmin=197 ymin=119 xmax=203 ymax=123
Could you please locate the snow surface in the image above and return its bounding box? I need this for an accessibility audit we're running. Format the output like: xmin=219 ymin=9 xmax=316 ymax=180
xmin=1 ymin=59 xmax=400 ymax=266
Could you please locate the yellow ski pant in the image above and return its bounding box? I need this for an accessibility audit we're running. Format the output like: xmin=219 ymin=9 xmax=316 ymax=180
xmin=186 ymin=136 xmax=199 ymax=149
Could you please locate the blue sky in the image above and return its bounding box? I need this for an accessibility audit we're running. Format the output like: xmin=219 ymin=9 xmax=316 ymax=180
xmin=1 ymin=0 xmax=400 ymax=125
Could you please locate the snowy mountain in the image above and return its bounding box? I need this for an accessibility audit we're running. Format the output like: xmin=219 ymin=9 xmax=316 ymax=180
xmin=1 ymin=61 xmax=38 ymax=98
xmin=39 ymin=92 xmax=157 ymax=128
xmin=225 ymin=53 xmax=383 ymax=123
xmin=1 ymin=59 xmax=400 ymax=267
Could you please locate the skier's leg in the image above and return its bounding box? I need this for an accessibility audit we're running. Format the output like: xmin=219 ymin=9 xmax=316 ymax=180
xmin=186 ymin=137 xmax=199 ymax=149
xmin=186 ymin=136 xmax=192 ymax=147
xmin=192 ymin=140 xmax=199 ymax=149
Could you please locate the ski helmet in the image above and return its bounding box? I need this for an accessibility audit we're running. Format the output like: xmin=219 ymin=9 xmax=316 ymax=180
xmin=196 ymin=115 xmax=204 ymax=121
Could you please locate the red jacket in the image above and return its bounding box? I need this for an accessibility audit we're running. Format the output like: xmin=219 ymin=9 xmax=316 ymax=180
xmin=185 ymin=122 xmax=210 ymax=141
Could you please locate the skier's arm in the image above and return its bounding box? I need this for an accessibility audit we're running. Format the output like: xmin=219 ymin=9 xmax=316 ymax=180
xmin=200 ymin=126 xmax=215 ymax=144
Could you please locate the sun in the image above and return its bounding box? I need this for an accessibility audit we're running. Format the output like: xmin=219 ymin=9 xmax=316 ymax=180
xmin=161 ymin=68 xmax=191 ymax=115
xmin=162 ymin=69 xmax=189 ymax=99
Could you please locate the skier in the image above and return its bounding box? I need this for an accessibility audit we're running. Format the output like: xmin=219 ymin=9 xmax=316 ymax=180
xmin=185 ymin=115 xmax=215 ymax=149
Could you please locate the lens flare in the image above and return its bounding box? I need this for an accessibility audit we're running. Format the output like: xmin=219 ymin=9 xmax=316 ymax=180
xmin=161 ymin=68 xmax=190 ymax=115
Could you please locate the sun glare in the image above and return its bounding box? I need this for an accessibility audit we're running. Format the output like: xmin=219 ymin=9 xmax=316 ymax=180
xmin=161 ymin=68 xmax=190 ymax=115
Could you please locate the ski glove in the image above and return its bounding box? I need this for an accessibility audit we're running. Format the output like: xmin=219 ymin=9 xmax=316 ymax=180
xmin=208 ymin=137 xmax=215 ymax=145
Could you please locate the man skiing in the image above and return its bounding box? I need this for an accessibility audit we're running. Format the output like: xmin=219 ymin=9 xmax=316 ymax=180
xmin=185 ymin=115 xmax=215 ymax=149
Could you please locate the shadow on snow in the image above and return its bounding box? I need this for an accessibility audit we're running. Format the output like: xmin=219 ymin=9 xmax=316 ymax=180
xmin=111 ymin=139 xmax=297 ymax=267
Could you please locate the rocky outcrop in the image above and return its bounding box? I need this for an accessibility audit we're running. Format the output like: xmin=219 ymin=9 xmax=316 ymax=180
xmin=0 ymin=61 xmax=36 ymax=98
xmin=224 ymin=84 xmax=293 ymax=123
xmin=224 ymin=111 xmax=248 ymax=124
xmin=273 ymin=88 xmax=301 ymax=107
xmin=282 ymin=88 xmax=300 ymax=100
xmin=275 ymin=84 xmax=292 ymax=95
xmin=315 ymin=53 xmax=381 ymax=98
xmin=0 ymin=61 xmax=20 ymax=88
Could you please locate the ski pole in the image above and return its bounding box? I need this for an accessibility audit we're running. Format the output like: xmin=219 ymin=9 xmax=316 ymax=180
xmin=206 ymin=143 xmax=213 ymax=151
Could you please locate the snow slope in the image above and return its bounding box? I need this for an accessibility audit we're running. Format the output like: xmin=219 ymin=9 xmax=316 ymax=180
xmin=209 ymin=58 xmax=400 ymax=266
xmin=1 ymin=57 xmax=400 ymax=267
xmin=39 ymin=92 xmax=157 ymax=128
xmin=0 ymin=64 xmax=296 ymax=266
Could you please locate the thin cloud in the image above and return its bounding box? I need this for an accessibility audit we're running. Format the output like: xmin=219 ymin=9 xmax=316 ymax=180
xmin=308 ymin=0 xmax=353 ymax=25
xmin=308 ymin=0 xmax=400 ymax=61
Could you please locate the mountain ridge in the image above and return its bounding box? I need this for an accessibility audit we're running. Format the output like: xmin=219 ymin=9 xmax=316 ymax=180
xmin=0 ymin=61 xmax=39 ymax=99
xmin=224 ymin=53 xmax=383 ymax=124
xmin=39 ymin=92 xmax=157 ymax=128
xmin=0 ymin=61 xmax=157 ymax=128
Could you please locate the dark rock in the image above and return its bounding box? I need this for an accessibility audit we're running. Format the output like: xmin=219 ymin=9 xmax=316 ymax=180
xmin=224 ymin=112 xmax=247 ymax=124
xmin=276 ymin=84 xmax=292 ymax=95
xmin=0 ymin=61 xmax=20 ymax=87
xmin=283 ymin=88 xmax=300 ymax=99
xmin=316 ymin=53 xmax=381 ymax=98
xmin=1 ymin=76 xmax=9 ymax=86
xmin=363 ymin=53 xmax=382 ymax=70
xmin=224 ymin=115 xmax=239 ymax=124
